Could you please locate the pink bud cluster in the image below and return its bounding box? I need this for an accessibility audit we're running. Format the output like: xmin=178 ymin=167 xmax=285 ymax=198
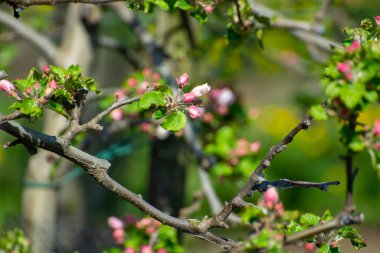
xmin=234 ymin=138 xmax=261 ymax=157
xmin=375 ymin=16 xmax=380 ymax=26
xmin=345 ymin=40 xmax=360 ymax=53
xmin=337 ymin=61 xmax=353 ymax=81
xmin=258 ymin=187 xmax=284 ymax=216
xmin=0 ymin=79 xmax=16 ymax=97
xmin=209 ymin=87 xmax=236 ymax=116
xmin=177 ymin=73 xmax=211 ymax=119
xmin=107 ymin=216 xmax=125 ymax=244
xmin=127 ymin=68 xmax=161 ymax=95
xmin=135 ymin=217 xmax=161 ymax=235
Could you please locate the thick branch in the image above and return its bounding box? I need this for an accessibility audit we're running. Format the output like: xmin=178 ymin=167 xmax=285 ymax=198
xmin=6 ymin=0 xmax=122 ymax=6
xmin=0 ymin=9 xmax=57 ymax=63
xmin=0 ymin=120 xmax=239 ymax=250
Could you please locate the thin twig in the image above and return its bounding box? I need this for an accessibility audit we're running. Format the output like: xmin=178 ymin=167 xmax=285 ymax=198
xmin=251 ymin=179 xmax=340 ymax=193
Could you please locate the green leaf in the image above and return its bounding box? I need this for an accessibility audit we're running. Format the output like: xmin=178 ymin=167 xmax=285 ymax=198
xmin=322 ymin=210 xmax=334 ymax=222
xmin=211 ymin=163 xmax=233 ymax=177
xmin=47 ymin=100 xmax=68 ymax=119
xmin=161 ymin=111 xmax=187 ymax=131
xmin=174 ymin=0 xmax=192 ymax=10
xmin=190 ymin=5 xmax=207 ymax=24
xmin=149 ymin=0 xmax=169 ymax=10
xmin=19 ymin=98 xmax=43 ymax=119
xmin=309 ymin=105 xmax=328 ymax=120
xmin=153 ymin=108 xmax=166 ymax=120
xmin=155 ymin=84 xmax=173 ymax=97
xmin=340 ymin=83 xmax=365 ymax=109
xmin=241 ymin=205 xmax=266 ymax=225
xmin=338 ymin=226 xmax=367 ymax=250
xmin=300 ymin=213 xmax=321 ymax=226
xmin=138 ymin=91 xmax=166 ymax=110
xmin=319 ymin=244 xmax=331 ymax=253
xmin=348 ymin=137 xmax=365 ymax=152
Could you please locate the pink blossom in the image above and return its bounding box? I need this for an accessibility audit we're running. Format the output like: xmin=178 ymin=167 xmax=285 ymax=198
xmin=191 ymin=83 xmax=211 ymax=97
xmin=182 ymin=93 xmax=195 ymax=103
xmin=143 ymin=67 xmax=152 ymax=77
xmin=157 ymin=249 xmax=167 ymax=253
xmin=204 ymin=5 xmax=214 ymax=14
xmin=145 ymin=226 xmax=156 ymax=235
xmin=114 ymin=89 xmax=127 ymax=101
xmin=34 ymin=82 xmax=40 ymax=90
xmin=235 ymin=139 xmax=250 ymax=157
xmin=216 ymin=104 xmax=229 ymax=116
xmin=337 ymin=62 xmax=350 ymax=73
xmin=304 ymin=242 xmax=315 ymax=253
xmin=127 ymin=77 xmax=137 ymax=87
xmin=176 ymin=73 xmax=189 ymax=89
xmin=346 ymin=40 xmax=360 ymax=53
xmin=136 ymin=218 xmax=151 ymax=229
xmin=187 ymin=105 xmax=201 ymax=119
xmin=112 ymin=229 xmax=125 ymax=244
xmin=111 ymin=108 xmax=124 ymax=121
xmin=215 ymin=88 xmax=235 ymax=106
xmin=48 ymin=80 xmax=58 ymax=90
xmin=375 ymin=16 xmax=380 ymax=26
xmin=43 ymin=65 xmax=50 ymax=73
xmin=140 ymin=122 xmax=151 ymax=133
xmin=152 ymin=72 xmax=161 ymax=81
xmin=140 ymin=245 xmax=153 ymax=253
xmin=374 ymin=119 xmax=380 ymax=136
xmin=0 ymin=79 xmax=15 ymax=95
xmin=124 ymin=247 xmax=136 ymax=253
xmin=203 ymin=112 xmax=214 ymax=123
xmin=263 ymin=187 xmax=279 ymax=204
xmin=107 ymin=216 xmax=125 ymax=230
xmin=250 ymin=141 xmax=261 ymax=153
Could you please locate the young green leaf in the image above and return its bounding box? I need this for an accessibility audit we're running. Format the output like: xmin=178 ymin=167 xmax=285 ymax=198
xmin=138 ymin=91 xmax=166 ymax=110
xmin=300 ymin=213 xmax=321 ymax=227
xmin=161 ymin=111 xmax=187 ymax=131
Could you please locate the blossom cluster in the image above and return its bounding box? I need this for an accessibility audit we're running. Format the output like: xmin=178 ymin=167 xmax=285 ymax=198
xmin=177 ymin=73 xmax=211 ymax=119
xmin=107 ymin=215 xmax=171 ymax=253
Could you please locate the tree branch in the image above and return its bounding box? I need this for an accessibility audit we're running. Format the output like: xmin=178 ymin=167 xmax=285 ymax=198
xmin=251 ymin=179 xmax=340 ymax=193
xmin=6 ymin=0 xmax=122 ymax=6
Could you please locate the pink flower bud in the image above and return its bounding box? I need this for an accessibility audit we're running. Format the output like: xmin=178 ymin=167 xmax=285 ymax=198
xmin=111 ymin=108 xmax=124 ymax=121
xmin=235 ymin=138 xmax=250 ymax=157
xmin=146 ymin=226 xmax=156 ymax=235
xmin=0 ymin=79 xmax=15 ymax=96
xmin=375 ymin=142 xmax=380 ymax=150
xmin=187 ymin=105 xmax=201 ymax=119
xmin=125 ymin=247 xmax=136 ymax=253
xmin=143 ymin=67 xmax=152 ymax=77
xmin=43 ymin=65 xmax=50 ymax=73
xmin=152 ymin=72 xmax=161 ymax=81
xmin=152 ymin=219 xmax=161 ymax=227
xmin=182 ymin=93 xmax=195 ymax=103
xmin=177 ymin=73 xmax=189 ymax=89
xmin=337 ymin=62 xmax=350 ymax=73
xmin=127 ymin=77 xmax=137 ymax=87
xmin=157 ymin=249 xmax=167 ymax=253
xmin=250 ymin=141 xmax=261 ymax=153
xmin=48 ymin=80 xmax=58 ymax=90
xmin=346 ymin=40 xmax=360 ymax=53
xmin=304 ymin=242 xmax=315 ymax=252
xmin=204 ymin=5 xmax=214 ymax=14
xmin=216 ymin=104 xmax=229 ymax=116
xmin=112 ymin=229 xmax=125 ymax=244
xmin=140 ymin=122 xmax=151 ymax=133
xmin=191 ymin=83 xmax=211 ymax=97
xmin=136 ymin=218 xmax=151 ymax=229
xmin=374 ymin=119 xmax=380 ymax=136
xmin=39 ymin=97 xmax=47 ymax=104
xmin=215 ymin=88 xmax=235 ymax=106
xmin=375 ymin=16 xmax=380 ymax=26
xmin=26 ymin=87 xmax=32 ymax=95
xmin=114 ymin=89 xmax=127 ymax=101
xmin=263 ymin=187 xmax=279 ymax=204
xmin=34 ymin=82 xmax=40 ymax=90
xmin=107 ymin=216 xmax=125 ymax=230
xmin=140 ymin=245 xmax=153 ymax=253
xmin=203 ymin=112 xmax=214 ymax=123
